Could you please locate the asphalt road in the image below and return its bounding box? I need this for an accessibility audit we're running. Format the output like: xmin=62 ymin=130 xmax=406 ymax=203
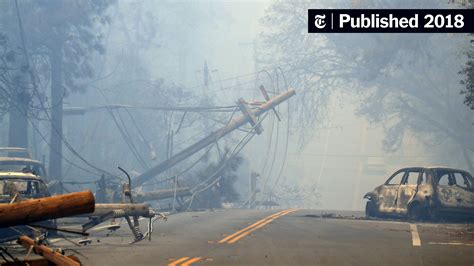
xmin=10 ymin=209 xmax=474 ymax=265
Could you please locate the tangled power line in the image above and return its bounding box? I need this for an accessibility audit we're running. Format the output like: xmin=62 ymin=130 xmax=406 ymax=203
xmin=11 ymin=0 xmax=296 ymax=204
xmin=12 ymin=0 xmax=116 ymax=179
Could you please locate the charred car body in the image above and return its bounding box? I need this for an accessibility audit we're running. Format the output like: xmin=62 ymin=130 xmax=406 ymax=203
xmin=0 ymin=171 xmax=55 ymax=242
xmin=0 ymin=156 xmax=48 ymax=179
xmin=0 ymin=155 xmax=55 ymax=242
xmin=0 ymin=147 xmax=32 ymax=159
xmin=364 ymin=167 xmax=474 ymax=220
xmin=0 ymin=172 xmax=51 ymax=203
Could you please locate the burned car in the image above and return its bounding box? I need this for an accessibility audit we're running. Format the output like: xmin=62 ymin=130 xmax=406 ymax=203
xmin=0 ymin=172 xmax=54 ymax=242
xmin=0 ymin=147 xmax=32 ymax=159
xmin=0 ymin=157 xmax=48 ymax=179
xmin=0 ymin=172 xmax=51 ymax=202
xmin=364 ymin=167 xmax=474 ymax=220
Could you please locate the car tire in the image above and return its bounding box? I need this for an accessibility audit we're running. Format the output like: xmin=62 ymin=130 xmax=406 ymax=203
xmin=365 ymin=201 xmax=378 ymax=218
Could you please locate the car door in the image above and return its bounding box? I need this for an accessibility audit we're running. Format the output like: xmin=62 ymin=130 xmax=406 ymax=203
xmin=378 ymin=169 xmax=406 ymax=213
xmin=396 ymin=169 xmax=421 ymax=214
xmin=436 ymin=170 xmax=474 ymax=210
xmin=451 ymin=172 xmax=474 ymax=209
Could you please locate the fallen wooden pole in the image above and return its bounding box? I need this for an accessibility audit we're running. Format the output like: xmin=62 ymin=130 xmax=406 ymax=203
xmin=133 ymin=88 xmax=296 ymax=186
xmin=2 ymin=258 xmax=74 ymax=266
xmin=135 ymin=187 xmax=192 ymax=202
xmin=1 ymin=257 xmax=81 ymax=266
xmin=0 ymin=191 xmax=95 ymax=228
xmin=17 ymin=235 xmax=80 ymax=266
xmin=76 ymin=203 xmax=156 ymax=241
xmin=77 ymin=203 xmax=153 ymax=218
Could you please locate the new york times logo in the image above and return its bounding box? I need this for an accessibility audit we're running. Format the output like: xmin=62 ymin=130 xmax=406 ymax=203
xmin=314 ymin=14 xmax=326 ymax=29
xmin=308 ymin=9 xmax=474 ymax=33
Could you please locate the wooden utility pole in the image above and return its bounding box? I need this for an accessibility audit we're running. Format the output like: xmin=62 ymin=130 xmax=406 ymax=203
xmin=135 ymin=187 xmax=191 ymax=202
xmin=76 ymin=202 xmax=156 ymax=240
xmin=133 ymin=88 xmax=296 ymax=187
xmin=77 ymin=203 xmax=153 ymax=218
xmin=0 ymin=191 xmax=94 ymax=228
xmin=16 ymin=235 xmax=81 ymax=266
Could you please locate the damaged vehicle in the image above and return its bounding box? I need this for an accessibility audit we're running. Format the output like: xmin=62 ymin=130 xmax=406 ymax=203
xmin=0 ymin=147 xmax=32 ymax=159
xmin=364 ymin=167 xmax=474 ymax=220
xmin=0 ymin=156 xmax=48 ymax=179
xmin=0 ymin=172 xmax=54 ymax=242
xmin=0 ymin=172 xmax=51 ymax=203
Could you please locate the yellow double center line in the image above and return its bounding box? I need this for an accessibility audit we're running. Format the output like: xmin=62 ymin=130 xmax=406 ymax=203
xmin=219 ymin=208 xmax=298 ymax=244
xmin=168 ymin=257 xmax=202 ymax=266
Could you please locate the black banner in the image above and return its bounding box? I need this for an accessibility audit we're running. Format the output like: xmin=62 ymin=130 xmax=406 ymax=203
xmin=308 ymin=9 xmax=474 ymax=33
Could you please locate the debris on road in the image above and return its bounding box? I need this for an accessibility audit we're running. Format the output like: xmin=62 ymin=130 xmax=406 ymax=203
xmin=0 ymin=191 xmax=95 ymax=228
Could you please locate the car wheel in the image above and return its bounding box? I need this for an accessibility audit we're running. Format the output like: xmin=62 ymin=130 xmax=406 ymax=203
xmin=408 ymin=203 xmax=426 ymax=221
xmin=365 ymin=201 xmax=378 ymax=218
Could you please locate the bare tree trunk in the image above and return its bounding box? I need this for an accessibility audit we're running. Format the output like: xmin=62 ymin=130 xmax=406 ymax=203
xmin=8 ymin=71 xmax=30 ymax=149
xmin=49 ymin=51 xmax=63 ymax=183
xmin=8 ymin=95 xmax=28 ymax=148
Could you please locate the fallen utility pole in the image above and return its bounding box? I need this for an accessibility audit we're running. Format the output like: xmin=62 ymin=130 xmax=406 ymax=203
xmin=135 ymin=187 xmax=192 ymax=202
xmin=77 ymin=203 xmax=154 ymax=219
xmin=15 ymin=235 xmax=80 ymax=266
xmin=133 ymin=88 xmax=296 ymax=187
xmin=76 ymin=202 xmax=163 ymax=243
xmin=0 ymin=191 xmax=95 ymax=228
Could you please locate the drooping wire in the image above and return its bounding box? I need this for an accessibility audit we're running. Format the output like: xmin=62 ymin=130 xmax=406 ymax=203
xmin=62 ymin=114 xmax=106 ymax=178
xmin=261 ymin=70 xmax=281 ymax=195
xmin=188 ymin=113 xmax=269 ymax=209
xmin=270 ymin=67 xmax=291 ymax=194
xmin=268 ymin=125 xmax=328 ymax=203
xmin=124 ymin=107 xmax=153 ymax=157
xmin=187 ymin=133 xmax=255 ymax=210
xmin=115 ymin=108 xmax=149 ymax=168
xmin=106 ymin=107 xmax=148 ymax=169
xmin=28 ymin=119 xmax=100 ymax=176
xmin=255 ymin=70 xmax=277 ymax=194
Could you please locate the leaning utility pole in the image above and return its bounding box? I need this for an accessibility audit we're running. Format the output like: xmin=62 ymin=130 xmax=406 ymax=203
xmin=133 ymin=88 xmax=296 ymax=187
